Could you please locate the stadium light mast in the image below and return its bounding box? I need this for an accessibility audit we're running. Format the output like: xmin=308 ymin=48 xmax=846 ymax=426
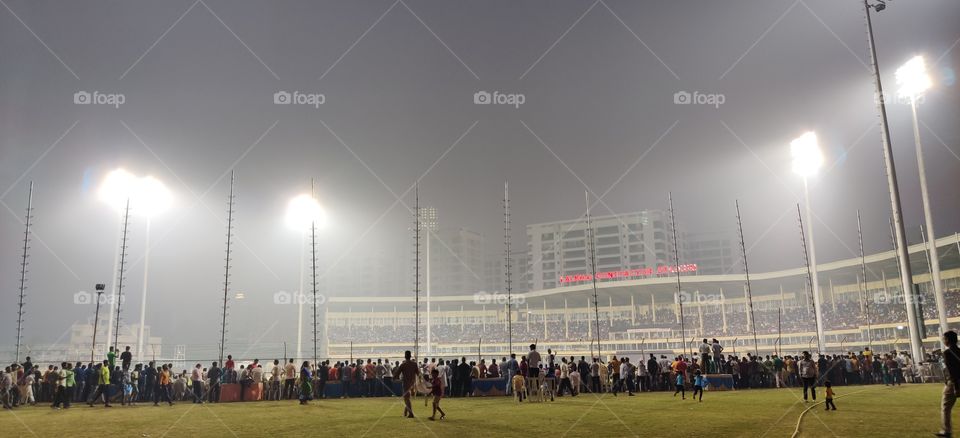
xmin=309 ymin=179 xmax=320 ymax=367
xmin=735 ymin=200 xmax=759 ymax=357
xmin=857 ymin=210 xmax=873 ymax=350
xmin=897 ymin=55 xmax=948 ymax=336
xmin=791 ymin=132 xmax=826 ymax=353
xmin=413 ymin=184 xmax=422 ymax=360
xmin=218 ymin=171 xmax=237 ymax=365
xmin=504 ymin=181 xmax=514 ymax=356
xmin=14 ymin=181 xmax=34 ymax=363
xmin=864 ymin=0 xmax=924 ymax=360
xmin=133 ymin=176 xmax=173 ymax=360
xmin=585 ymin=191 xmax=601 ymax=361
xmin=113 ymin=199 xmax=131 ymax=352
xmin=286 ymin=188 xmax=327 ymax=362
xmin=98 ymin=169 xmax=137 ymax=352
xmin=668 ymin=193 xmax=688 ymax=359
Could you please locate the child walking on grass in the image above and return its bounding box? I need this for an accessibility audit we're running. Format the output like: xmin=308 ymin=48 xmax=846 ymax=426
xmin=824 ymin=381 xmax=836 ymax=410
xmin=673 ymin=372 xmax=685 ymax=400
xmin=692 ymin=370 xmax=708 ymax=402
xmin=428 ymin=369 xmax=446 ymax=421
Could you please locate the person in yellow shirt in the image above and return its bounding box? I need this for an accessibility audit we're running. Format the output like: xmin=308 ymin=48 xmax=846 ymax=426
xmin=824 ymin=380 xmax=836 ymax=410
xmin=87 ymin=361 xmax=112 ymax=407
xmin=511 ymin=373 xmax=526 ymax=402
xmin=154 ymin=365 xmax=174 ymax=406
xmin=609 ymin=356 xmax=622 ymax=394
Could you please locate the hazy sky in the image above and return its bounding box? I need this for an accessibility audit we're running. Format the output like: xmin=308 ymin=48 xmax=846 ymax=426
xmin=2 ymin=0 xmax=958 ymax=347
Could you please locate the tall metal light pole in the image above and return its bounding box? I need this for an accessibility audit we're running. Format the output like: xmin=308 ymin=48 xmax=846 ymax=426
xmin=504 ymin=182 xmax=514 ymax=356
xmin=735 ymin=200 xmax=759 ymax=357
xmin=91 ymin=283 xmax=106 ymax=363
xmin=896 ymin=55 xmax=948 ymax=335
xmin=134 ymin=176 xmax=172 ymax=361
xmin=585 ymin=191 xmax=601 ymax=361
xmin=864 ymin=0 xmax=924 ymax=360
xmin=15 ymin=181 xmax=33 ymax=363
xmin=791 ymin=132 xmax=825 ymax=353
xmin=114 ymin=199 xmax=132 ymax=350
xmin=286 ymin=189 xmax=325 ymax=361
xmin=668 ymin=193 xmax=687 ymax=358
xmin=218 ymin=171 xmax=236 ymax=365
xmin=857 ymin=211 xmax=873 ymax=349
xmin=310 ymin=179 xmax=319 ymax=366
xmin=413 ymin=184 xmax=422 ymax=360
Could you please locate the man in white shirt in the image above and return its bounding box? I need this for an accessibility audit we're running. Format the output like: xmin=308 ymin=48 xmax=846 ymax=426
xmin=620 ymin=358 xmax=635 ymax=396
xmin=283 ymin=359 xmax=296 ymax=400
xmin=659 ymin=355 xmax=672 ymax=389
xmin=557 ymin=358 xmax=573 ymax=396
xmin=269 ymin=360 xmax=281 ymax=400
xmin=191 ymin=364 xmax=204 ymax=403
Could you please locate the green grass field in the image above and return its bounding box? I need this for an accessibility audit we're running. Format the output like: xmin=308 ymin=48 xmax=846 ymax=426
xmin=0 ymin=384 xmax=945 ymax=437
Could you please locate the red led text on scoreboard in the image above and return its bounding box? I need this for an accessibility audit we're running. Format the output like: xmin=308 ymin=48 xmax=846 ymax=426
xmin=558 ymin=264 xmax=698 ymax=284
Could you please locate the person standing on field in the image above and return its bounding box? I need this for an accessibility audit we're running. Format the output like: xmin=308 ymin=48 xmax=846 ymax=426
xmin=394 ymin=350 xmax=420 ymax=418
xmin=799 ymin=351 xmax=817 ymax=402
xmin=937 ymin=331 xmax=960 ymax=438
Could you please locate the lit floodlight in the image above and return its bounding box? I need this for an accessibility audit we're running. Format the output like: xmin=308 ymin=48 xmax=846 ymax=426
xmin=98 ymin=169 xmax=138 ymax=213
xmin=790 ymin=131 xmax=823 ymax=178
xmin=134 ymin=176 xmax=173 ymax=218
xmin=896 ymin=55 xmax=931 ymax=99
xmin=98 ymin=170 xmax=172 ymax=217
xmin=285 ymin=194 xmax=327 ymax=231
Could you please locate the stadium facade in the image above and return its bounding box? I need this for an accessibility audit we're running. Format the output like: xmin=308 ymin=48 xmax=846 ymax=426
xmin=324 ymin=234 xmax=960 ymax=362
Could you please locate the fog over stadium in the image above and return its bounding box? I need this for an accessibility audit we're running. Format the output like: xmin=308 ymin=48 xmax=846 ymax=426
xmin=1 ymin=0 xmax=959 ymax=365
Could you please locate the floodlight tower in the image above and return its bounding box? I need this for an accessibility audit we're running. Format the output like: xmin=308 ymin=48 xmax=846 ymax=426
xmin=98 ymin=169 xmax=137 ymax=351
xmin=134 ymin=176 xmax=173 ymax=359
xmin=896 ymin=55 xmax=948 ymax=336
xmin=218 ymin=171 xmax=237 ymax=365
xmin=791 ymin=131 xmax=825 ymax=353
xmin=285 ymin=189 xmax=326 ymax=361
xmin=15 ymin=182 xmax=34 ymax=362
xmin=864 ymin=0 xmax=924 ymax=360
